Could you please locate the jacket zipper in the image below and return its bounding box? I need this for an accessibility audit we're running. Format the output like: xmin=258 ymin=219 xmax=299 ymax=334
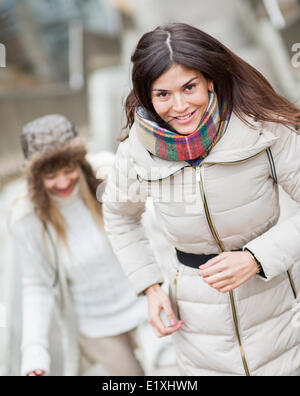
xmin=174 ymin=269 xmax=181 ymax=321
xmin=139 ymin=147 xmax=296 ymax=367
xmin=203 ymin=149 xmax=268 ymax=166
xmin=137 ymin=147 xmax=269 ymax=183
xmin=194 ymin=147 xmax=268 ymax=246
xmin=137 ymin=166 xmax=189 ymax=183
xmin=196 ymin=164 xmax=251 ymax=377
xmin=287 ymin=270 xmax=297 ymax=299
xmin=200 ymin=148 xmax=298 ymax=301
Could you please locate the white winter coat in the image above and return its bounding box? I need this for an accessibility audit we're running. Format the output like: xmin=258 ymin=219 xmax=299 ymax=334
xmin=103 ymin=113 xmax=300 ymax=376
xmin=9 ymin=152 xmax=146 ymax=376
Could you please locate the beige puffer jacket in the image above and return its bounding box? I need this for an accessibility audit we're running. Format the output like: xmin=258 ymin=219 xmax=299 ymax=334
xmin=103 ymin=113 xmax=300 ymax=376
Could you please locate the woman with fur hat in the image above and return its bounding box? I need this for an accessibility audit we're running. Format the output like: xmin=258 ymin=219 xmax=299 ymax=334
xmin=10 ymin=114 xmax=148 ymax=376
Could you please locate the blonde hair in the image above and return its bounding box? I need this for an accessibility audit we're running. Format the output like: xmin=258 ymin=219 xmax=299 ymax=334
xmin=43 ymin=166 xmax=103 ymax=249
xmin=25 ymin=139 xmax=104 ymax=248
xmin=78 ymin=167 xmax=103 ymax=228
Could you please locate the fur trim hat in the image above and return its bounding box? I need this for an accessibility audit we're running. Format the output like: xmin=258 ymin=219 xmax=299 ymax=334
xmin=21 ymin=116 xmax=100 ymax=228
xmin=21 ymin=114 xmax=78 ymax=160
xmin=21 ymin=114 xmax=87 ymax=176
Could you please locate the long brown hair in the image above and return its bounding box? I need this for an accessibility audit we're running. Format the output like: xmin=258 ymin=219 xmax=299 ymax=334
xmin=26 ymin=139 xmax=103 ymax=245
xmin=124 ymin=23 xmax=300 ymax=135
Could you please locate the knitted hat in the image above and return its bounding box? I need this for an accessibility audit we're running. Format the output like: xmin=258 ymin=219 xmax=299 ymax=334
xmin=21 ymin=114 xmax=78 ymax=159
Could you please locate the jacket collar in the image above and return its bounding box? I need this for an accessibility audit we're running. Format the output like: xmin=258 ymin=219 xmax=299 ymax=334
xmin=129 ymin=113 xmax=279 ymax=181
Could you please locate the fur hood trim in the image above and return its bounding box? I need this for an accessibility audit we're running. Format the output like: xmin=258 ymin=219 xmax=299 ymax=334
xmin=25 ymin=137 xmax=87 ymax=177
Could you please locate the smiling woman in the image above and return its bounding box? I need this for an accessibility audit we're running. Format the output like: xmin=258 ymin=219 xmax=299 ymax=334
xmin=124 ymin=23 xmax=299 ymax=134
xmin=151 ymin=66 xmax=213 ymax=135
xmin=42 ymin=165 xmax=80 ymax=198
xmin=23 ymin=122 xmax=102 ymax=245
xmin=103 ymin=22 xmax=300 ymax=376
xmin=10 ymin=114 xmax=148 ymax=376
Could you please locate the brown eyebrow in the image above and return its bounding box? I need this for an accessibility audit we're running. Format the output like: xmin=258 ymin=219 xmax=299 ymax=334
xmin=152 ymin=76 xmax=198 ymax=92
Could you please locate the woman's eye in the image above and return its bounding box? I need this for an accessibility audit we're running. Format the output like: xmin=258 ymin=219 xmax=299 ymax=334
xmin=185 ymin=84 xmax=196 ymax=92
xmin=157 ymin=91 xmax=169 ymax=98
xmin=64 ymin=166 xmax=76 ymax=174
xmin=44 ymin=174 xmax=55 ymax=180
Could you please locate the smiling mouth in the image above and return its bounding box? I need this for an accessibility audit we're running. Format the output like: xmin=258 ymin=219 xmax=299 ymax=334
xmin=168 ymin=109 xmax=198 ymax=125
xmin=172 ymin=109 xmax=197 ymax=121
xmin=54 ymin=185 xmax=74 ymax=195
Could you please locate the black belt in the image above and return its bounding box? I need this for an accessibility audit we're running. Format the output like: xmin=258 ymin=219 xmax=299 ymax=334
xmin=175 ymin=248 xmax=242 ymax=269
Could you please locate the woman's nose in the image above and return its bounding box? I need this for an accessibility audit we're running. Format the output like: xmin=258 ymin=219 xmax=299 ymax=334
xmin=172 ymin=94 xmax=189 ymax=114
xmin=55 ymin=176 xmax=70 ymax=189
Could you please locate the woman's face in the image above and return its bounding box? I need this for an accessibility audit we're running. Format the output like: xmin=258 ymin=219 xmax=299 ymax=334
xmin=151 ymin=64 xmax=213 ymax=135
xmin=42 ymin=164 xmax=79 ymax=199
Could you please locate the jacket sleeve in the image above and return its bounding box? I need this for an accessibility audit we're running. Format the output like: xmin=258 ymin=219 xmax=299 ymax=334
xmin=244 ymin=124 xmax=300 ymax=281
xmin=102 ymin=142 xmax=165 ymax=296
xmin=11 ymin=218 xmax=55 ymax=376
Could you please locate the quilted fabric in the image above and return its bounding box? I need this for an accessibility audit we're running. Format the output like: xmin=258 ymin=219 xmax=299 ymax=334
xmin=103 ymin=113 xmax=300 ymax=376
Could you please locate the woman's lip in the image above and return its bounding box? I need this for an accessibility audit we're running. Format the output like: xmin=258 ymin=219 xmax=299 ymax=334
xmin=171 ymin=109 xmax=197 ymax=125
xmin=54 ymin=184 xmax=74 ymax=196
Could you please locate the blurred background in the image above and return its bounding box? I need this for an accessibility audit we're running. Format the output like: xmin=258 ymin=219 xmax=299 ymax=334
xmin=0 ymin=0 xmax=299 ymax=376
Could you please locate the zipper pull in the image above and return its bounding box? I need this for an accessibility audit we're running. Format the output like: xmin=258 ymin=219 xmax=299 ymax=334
xmin=196 ymin=166 xmax=201 ymax=182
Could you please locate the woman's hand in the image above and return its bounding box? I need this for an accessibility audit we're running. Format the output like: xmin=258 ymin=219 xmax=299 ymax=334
xmin=145 ymin=284 xmax=183 ymax=337
xmin=27 ymin=369 xmax=45 ymax=376
xmin=198 ymin=251 xmax=259 ymax=293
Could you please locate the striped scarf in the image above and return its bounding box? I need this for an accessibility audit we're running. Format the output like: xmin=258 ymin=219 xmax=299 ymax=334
xmin=135 ymin=91 xmax=232 ymax=166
